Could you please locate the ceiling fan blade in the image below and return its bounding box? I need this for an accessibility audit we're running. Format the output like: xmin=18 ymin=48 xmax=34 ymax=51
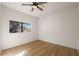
xmin=31 ymin=7 xmax=34 ymax=12
xmin=36 ymin=5 xmax=43 ymax=11
xmin=32 ymin=2 xmax=36 ymax=4
xmin=22 ymin=4 xmax=33 ymax=6
xmin=37 ymin=2 xmax=47 ymax=5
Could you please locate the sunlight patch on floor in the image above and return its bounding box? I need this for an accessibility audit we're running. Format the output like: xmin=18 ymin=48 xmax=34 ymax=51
xmin=15 ymin=50 xmax=29 ymax=56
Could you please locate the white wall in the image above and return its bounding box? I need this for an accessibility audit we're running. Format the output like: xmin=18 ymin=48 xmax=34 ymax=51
xmin=78 ymin=5 xmax=79 ymax=50
xmin=39 ymin=6 xmax=78 ymax=49
xmin=1 ymin=6 xmax=38 ymax=49
xmin=0 ymin=5 xmax=1 ymax=51
xmin=0 ymin=5 xmax=1 ymax=17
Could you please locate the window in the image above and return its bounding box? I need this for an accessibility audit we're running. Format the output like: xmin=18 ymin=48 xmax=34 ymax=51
xmin=9 ymin=20 xmax=32 ymax=33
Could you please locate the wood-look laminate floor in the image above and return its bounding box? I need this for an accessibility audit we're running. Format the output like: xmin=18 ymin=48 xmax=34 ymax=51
xmin=1 ymin=40 xmax=79 ymax=56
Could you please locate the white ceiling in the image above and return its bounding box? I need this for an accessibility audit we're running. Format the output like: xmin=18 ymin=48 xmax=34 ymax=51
xmin=0 ymin=2 xmax=78 ymax=18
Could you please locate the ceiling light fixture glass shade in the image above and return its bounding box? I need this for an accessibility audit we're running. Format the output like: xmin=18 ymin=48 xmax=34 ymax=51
xmin=32 ymin=5 xmax=37 ymax=9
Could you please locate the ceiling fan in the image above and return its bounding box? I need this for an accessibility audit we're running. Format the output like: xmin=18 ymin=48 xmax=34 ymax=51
xmin=22 ymin=2 xmax=46 ymax=12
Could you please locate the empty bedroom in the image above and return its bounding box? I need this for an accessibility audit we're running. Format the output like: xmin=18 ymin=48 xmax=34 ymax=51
xmin=0 ymin=2 xmax=79 ymax=56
